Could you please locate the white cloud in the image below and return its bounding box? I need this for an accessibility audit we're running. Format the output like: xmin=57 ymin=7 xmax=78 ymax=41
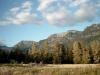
xmin=22 ymin=1 xmax=32 ymax=9
xmin=38 ymin=0 xmax=100 ymax=26
xmin=11 ymin=12 xmax=35 ymax=25
xmin=75 ymin=4 xmax=97 ymax=22
xmin=22 ymin=1 xmax=32 ymax=12
xmin=0 ymin=20 xmax=12 ymax=25
xmin=0 ymin=1 xmax=43 ymax=25
xmin=96 ymin=1 xmax=100 ymax=7
xmin=10 ymin=7 xmax=20 ymax=14
xmin=38 ymin=0 xmax=55 ymax=11
xmin=71 ymin=0 xmax=89 ymax=6
xmin=45 ymin=7 xmax=74 ymax=26
xmin=0 ymin=0 xmax=100 ymax=26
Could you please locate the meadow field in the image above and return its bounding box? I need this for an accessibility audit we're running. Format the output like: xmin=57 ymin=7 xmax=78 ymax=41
xmin=0 ymin=64 xmax=100 ymax=75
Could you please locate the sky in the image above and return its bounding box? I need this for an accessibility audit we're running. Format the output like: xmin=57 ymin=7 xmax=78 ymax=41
xmin=0 ymin=0 xmax=100 ymax=47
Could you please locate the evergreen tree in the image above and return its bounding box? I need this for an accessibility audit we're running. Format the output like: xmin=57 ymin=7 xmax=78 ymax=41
xmin=59 ymin=44 xmax=66 ymax=64
xmin=9 ymin=47 xmax=25 ymax=63
xmin=42 ymin=41 xmax=49 ymax=63
xmin=91 ymin=40 xmax=100 ymax=63
xmin=82 ymin=48 xmax=91 ymax=64
xmin=28 ymin=43 xmax=40 ymax=63
xmin=52 ymin=43 xmax=60 ymax=64
xmin=66 ymin=47 xmax=73 ymax=64
xmin=0 ymin=48 xmax=8 ymax=63
xmin=72 ymin=41 xmax=83 ymax=64
xmin=28 ymin=43 xmax=37 ymax=55
xmin=52 ymin=43 xmax=66 ymax=64
xmin=42 ymin=41 xmax=53 ymax=64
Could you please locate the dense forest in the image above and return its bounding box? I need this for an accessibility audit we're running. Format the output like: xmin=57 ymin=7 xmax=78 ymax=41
xmin=0 ymin=24 xmax=100 ymax=64
xmin=0 ymin=40 xmax=100 ymax=64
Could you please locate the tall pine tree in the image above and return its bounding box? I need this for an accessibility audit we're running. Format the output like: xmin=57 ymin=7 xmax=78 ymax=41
xmin=72 ymin=41 xmax=83 ymax=64
xmin=91 ymin=40 xmax=100 ymax=64
xmin=82 ymin=48 xmax=91 ymax=64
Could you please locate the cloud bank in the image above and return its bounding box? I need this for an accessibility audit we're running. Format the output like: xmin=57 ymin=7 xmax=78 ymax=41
xmin=0 ymin=1 xmax=43 ymax=25
xmin=0 ymin=0 xmax=100 ymax=26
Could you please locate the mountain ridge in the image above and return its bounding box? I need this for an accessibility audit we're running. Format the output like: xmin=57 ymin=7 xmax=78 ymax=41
xmin=0 ymin=23 xmax=100 ymax=51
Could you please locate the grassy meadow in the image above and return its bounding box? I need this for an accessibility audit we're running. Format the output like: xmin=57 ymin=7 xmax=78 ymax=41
xmin=0 ymin=64 xmax=100 ymax=75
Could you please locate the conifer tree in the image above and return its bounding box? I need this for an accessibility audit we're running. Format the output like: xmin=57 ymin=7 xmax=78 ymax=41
xmin=28 ymin=42 xmax=39 ymax=63
xmin=42 ymin=41 xmax=49 ymax=63
xmin=82 ymin=48 xmax=91 ymax=64
xmin=72 ymin=41 xmax=83 ymax=64
xmin=91 ymin=40 xmax=100 ymax=63
xmin=52 ymin=43 xmax=66 ymax=64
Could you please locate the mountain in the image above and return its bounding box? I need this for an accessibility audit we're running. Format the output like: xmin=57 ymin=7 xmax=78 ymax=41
xmin=37 ymin=24 xmax=100 ymax=49
xmin=48 ymin=24 xmax=100 ymax=40
xmin=10 ymin=23 xmax=100 ymax=51
xmin=38 ymin=29 xmax=82 ymax=48
xmin=0 ymin=45 xmax=12 ymax=52
xmin=83 ymin=24 xmax=100 ymax=36
xmin=13 ymin=41 xmax=36 ymax=51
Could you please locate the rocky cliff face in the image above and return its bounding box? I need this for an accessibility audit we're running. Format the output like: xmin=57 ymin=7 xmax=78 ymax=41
xmin=37 ymin=24 xmax=100 ymax=49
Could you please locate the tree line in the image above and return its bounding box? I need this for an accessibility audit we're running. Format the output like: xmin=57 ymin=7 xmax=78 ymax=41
xmin=0 ymin=40 xmax=100 ymax=64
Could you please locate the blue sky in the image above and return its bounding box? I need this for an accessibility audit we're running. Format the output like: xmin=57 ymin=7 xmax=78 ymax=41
xmin=0 ymin=0 xmax=100 ymax=47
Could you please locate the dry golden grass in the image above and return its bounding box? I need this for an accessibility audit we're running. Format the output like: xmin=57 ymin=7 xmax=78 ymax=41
xmin=0 ymin=64 xmax=100 ymax=75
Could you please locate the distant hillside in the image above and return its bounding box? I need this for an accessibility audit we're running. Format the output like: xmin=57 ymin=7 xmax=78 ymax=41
xmin=2 ymin=23 xmax=100 ymax=52
xmin=0 ymin=45 xmax=12 ymax=52
xmin=37 ymin=24 xmax=100 ymax=50
xmin=13 ymin=41 xmax=36 ymax=51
